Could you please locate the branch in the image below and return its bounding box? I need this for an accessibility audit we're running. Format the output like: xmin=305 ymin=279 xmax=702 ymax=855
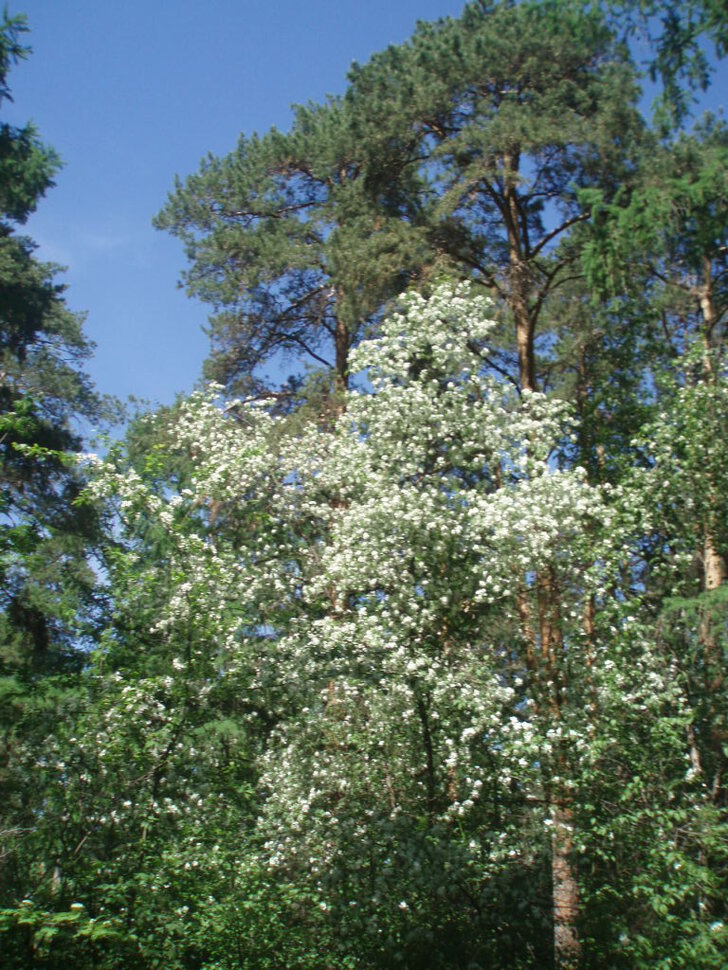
xmin=285 ymin=333 xmax=333 ymax=369
xmin=531 ymin=213 xmax=589 ymax=258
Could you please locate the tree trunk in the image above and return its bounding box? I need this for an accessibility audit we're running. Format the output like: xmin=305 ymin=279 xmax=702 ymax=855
xmin=702 ymin=529 xmax=726 ymax=705
xmin=503 ymin=149 xmax=537 ymax=393
xmin=537 ymin=570 xmax=582 ymax=968
xmin=696 ymin=262 xmax=726 ymax=641
xmin=334 ymin=315 xmax=350 ymax=392
xmin=704 ymin=531 xmax=726 ymax=593
xmin=517 ymin=567 xmax=582 ymax=968
xmin=696 ymin=261 xmax=726 ymax=793
xmin=698 ymin=254 xmax=720 ymax=374
xmin=552 ymin=801 xmax=580 ymax=970
xmin=513 ymin=266 xmax=536 ymax=392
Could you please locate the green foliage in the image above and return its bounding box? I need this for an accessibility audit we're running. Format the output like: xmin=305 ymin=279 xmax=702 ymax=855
xmin=4 ymin=2 xmax=728 ymax=968
xmin=603 ymin=0 xmax=728 ymax=129
xmin=0 ymin=14 xmax=112 ymax=962
xmin=580 ymin=118 xmax=728 ymax=323
xmin=158 ymin=0 xmax=646 ymax=398
xmin=155 ymin=99 xmax=430 ymax=397
xmin=0 ymin=11 xmax=106 ymax=685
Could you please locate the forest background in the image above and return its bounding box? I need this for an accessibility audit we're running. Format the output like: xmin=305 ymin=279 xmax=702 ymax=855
xmin=1 ymin=1 xmax=728 ymax=968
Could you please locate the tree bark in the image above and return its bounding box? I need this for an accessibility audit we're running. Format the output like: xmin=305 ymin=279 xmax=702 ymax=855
xmin=698 ymin=254 xmax=720 ymax=372
xmin=552 ymin=801 xmax=580 ymax=970
xmin=538 ymin=571 xmax=582 ymax=968
xmin=517 ymin=569 xmax=582 ymax=968
xmin=704 ymin=531 xmax=726 ymax=592
xmin=334 ymin=314 xmax=350 ymax=392
xmin=503 ymin=149 xmax=537 ymax=393
xmin=696 ymin=258 xmax=726 ymax=792
xmin=513 ymin=265 xmax=536 ymax=392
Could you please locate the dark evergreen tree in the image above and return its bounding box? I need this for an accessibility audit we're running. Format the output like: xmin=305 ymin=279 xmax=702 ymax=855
xmin=345 ymin=0 xmax=645 ymax=394
xmin=155 ymin=99 xmax=431 ymax=400
xmin=0 ymin=13 xmax=104 ymax=682
xmin=0 ymin=10 xmax=107 ymax=925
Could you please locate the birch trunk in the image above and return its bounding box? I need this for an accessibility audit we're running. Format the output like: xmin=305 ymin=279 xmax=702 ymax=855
xmin=704 ymin=531 xmax=726 ymax=593
xmin=696 ymin=259 xmax=726 ymax=792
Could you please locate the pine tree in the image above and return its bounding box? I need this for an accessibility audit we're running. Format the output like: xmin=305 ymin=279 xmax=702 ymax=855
xmin=155 ymin=98 xmax=431 ymax=401
xmin=0 ymin=13 xmax=104 ymax=681
xmin=0 ymin=12 xmax=107 ymax=927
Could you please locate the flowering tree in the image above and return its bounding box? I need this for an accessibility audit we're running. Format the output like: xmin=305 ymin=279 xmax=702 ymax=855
xmin=3 ymin=284 xmax=726 ymax=969
xmin=93 ymin=285 xmax=651 ymax=967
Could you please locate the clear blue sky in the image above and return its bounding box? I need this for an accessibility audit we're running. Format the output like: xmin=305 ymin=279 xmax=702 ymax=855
xmin=3 ymin=1 xmax=726 ymax=411
xmin=3 ymin=0 xmax=467 ymax=408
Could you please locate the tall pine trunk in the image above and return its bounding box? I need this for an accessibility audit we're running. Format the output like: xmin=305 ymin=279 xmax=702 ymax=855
xmin=507 ymin=167 xmax=581 ymax=962
xmin=552 ymin=802 xmax=580 ymax=969
xmin=504 ymin=149 xmax=537 ymax=394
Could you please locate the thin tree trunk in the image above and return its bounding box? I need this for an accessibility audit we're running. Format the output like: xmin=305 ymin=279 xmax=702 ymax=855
xmin=415 ymin=694 xmax=437 ymax=818
xmin=552 ymin=801 xmax=580 ymax=970
xmin=698 ymin=254 xmax=719 ymax=375
xmin=503 ymin=149 xmax=537 ymax=393
xmin=696 ymin=263 xmax=726 ymax=651
xmin=504 ymin=199 xmax=580 ymax=955
xmin=704 ymin=530 xmax=726 ymax=593
xmin=334 ymin=315 xmax=350 ymax=392
xmin=537 ymin=569 xmax=582 ymax=969
xmin=513 ymin=268 xmax=536 ymax=392
xmin=702 ymin=529 xmax=726 ymax=736
xmin=516 ymin=569 xmax=581 ymax=968
xmin=695 ymin=261 xmax=726 ymax=794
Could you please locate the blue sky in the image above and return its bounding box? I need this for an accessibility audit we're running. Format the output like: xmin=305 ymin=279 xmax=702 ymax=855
xmin=3 ymin=1 xmax=726 ymax=413
xmin=3 ymin=0 xmax=466 ymax=409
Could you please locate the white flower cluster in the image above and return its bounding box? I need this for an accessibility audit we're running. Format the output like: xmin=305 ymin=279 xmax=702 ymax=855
xmin=85 ymin=282 xmax=680 ymax=913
